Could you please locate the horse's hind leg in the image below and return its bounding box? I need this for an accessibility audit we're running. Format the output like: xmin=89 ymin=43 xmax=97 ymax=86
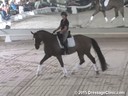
xmin=111 ymin=8 xmax=119 ymax=22
xmin=119 ymin=7 xmax=125 ymax=22
xmin=102 ymin=11 xmax=108 ymax=22
xmin=72 ymin=52 xmax=85 ymax=74
xmin=56 ymin=56 xmax=68 ymax=77
xmin=86 ymin=52 xmax=99 ymax=75
xmin=78 ymin=53 xmax=85 ymax=65
xmin=36 ymin=55 xmax=51 ymax=76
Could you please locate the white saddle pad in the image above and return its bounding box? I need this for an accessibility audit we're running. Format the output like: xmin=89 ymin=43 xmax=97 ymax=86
xmin=57 ymin=36 xmax=76 ymax=49
xmin=104 ymin=0 xmax=109 ymax=7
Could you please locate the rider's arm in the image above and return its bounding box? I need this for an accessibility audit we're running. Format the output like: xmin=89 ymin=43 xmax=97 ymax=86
xmin=61 ymin=26 xmax=68 ymax=33
xmin=61 ymin=20 xmax=69 ymax=33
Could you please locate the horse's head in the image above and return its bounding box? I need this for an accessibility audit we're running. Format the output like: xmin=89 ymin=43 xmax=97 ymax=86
xmin=31 ymin=31 xmax=42 ymax=50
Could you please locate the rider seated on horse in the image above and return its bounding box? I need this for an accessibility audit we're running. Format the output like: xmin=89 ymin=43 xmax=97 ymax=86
xmin=100 ymin=0 xmax=105 ymax=10
xmin=53 ymin=12 xmax=69 ymax=54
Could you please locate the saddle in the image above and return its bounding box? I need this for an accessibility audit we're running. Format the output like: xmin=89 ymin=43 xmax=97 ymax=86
xmin=57 ymin=31 xmax=75 ymax=49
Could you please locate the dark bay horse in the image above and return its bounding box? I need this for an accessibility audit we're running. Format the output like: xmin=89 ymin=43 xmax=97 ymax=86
xmin=31 ymin=30 xmax=107 ymax=77
xmin=90 ymin=0 xmax=124 ymax=22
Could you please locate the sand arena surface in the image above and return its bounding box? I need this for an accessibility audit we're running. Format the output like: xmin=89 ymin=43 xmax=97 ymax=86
xmin=0 ymin=38 xmax=128 ymax=96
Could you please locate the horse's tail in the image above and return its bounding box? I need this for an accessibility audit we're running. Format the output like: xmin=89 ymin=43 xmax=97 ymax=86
xmin=91 ymin=38 xmax=107 ymax=71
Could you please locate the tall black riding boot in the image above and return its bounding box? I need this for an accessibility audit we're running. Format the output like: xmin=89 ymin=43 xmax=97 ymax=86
xmin=101 ymin=0 xmax=105 ymax=10
xmin=63 ymin=41 xmax=69 ymax=54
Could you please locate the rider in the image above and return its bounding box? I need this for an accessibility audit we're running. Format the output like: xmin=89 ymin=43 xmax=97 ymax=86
xmin=100 ymin=0 xmax=105 ymax=10
xmin=53 ymin=12 xmax=69 ymax=54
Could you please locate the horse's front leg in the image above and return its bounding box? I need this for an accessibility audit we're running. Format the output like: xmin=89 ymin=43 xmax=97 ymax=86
xmin=36 ymin=55 xmax=51 ymax=76
xmin=110 ymin=8 xmax=119 ymax=23
xmin=89 ymin=10 xmax=100 ymax=22
xmin=119 ymin=7 xmax=125 ymax=22
xmin=102 ymin=11 xmax=108 ymax=22
xmin=71 ymin=52 xmax=85 ymax=74
xmin=56 ymin=56 xmax=68 ymax=77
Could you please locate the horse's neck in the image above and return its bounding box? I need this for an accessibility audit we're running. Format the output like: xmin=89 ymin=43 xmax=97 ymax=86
xmin=41 ymin=33 xmax=55 ymax=43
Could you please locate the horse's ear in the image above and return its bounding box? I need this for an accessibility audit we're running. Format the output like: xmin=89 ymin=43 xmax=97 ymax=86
xmin=31 ymin=31 xmax=34 ymax=35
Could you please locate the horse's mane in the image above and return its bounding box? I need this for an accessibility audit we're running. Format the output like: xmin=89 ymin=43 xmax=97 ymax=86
xmin=36 ymin=30 xmax=52 ymax=35
xmin=35 ymin=30 xmax=55 ymax=41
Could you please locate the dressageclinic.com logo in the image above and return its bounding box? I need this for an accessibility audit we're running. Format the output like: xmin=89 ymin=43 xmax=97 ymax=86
xmin=74 ymin=90 xmax=125 ymax=95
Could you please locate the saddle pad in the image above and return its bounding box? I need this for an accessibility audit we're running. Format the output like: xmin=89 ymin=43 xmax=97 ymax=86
xmin=57 ymin=36 xmax=64 ymax=48
xmin=57 ymin=36 xmax=76 ymax=49
xmin=67 ymin=36 xmax=75 ymax=47
xmin=104 ymin=0 xmax=109 ymax=7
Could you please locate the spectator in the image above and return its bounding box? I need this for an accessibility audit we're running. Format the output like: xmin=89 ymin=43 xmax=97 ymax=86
xmin=10 ymin=2 xmax=18 ymax=11
xmin=50 ymin=0 xmax=57 ymax=7
xmin=1 ymin=4 xmax=10 ymax=20
xmin=24 ymin=0 xmax=34 ymax=11
xmin=34 ymin=0 xmax=40 ymax=9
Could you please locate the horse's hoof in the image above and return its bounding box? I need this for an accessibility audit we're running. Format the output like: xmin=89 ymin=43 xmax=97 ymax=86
xmin=63 ymin=73 xmax=68 ymax=78
xmin=36 ymin=73 xmax=40 ymax=77
xmin=61 ymin=75 xmax=67 ymax=78
xmin=96 ymin=71 xmax=100 ymax=75
xmin=64 ymin=75 xmax=67 ymax=78
xmin=71 ymin=71 xmax=75 ymax=75
xmin=71 ymin=72 xmax=74 ymax=75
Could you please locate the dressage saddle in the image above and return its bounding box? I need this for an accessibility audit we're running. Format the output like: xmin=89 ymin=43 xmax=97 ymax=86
xmin=57 ymin=31 xmax=71 ymax=46
xmin=57 ymin=31 xmax=71 ymax=54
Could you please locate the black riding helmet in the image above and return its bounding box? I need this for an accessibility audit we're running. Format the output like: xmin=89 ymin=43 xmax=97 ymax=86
xmin=61 ymin=12 xmax=68 ymax=16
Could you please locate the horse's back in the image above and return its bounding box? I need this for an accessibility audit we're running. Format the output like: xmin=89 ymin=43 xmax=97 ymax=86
xmin=74 ymin=34 xmax=92 ymax=41
xmin=74 ymin=35 xmax=92 ymax=51
xmin=110 ymin=0 xmax=124 ymax=6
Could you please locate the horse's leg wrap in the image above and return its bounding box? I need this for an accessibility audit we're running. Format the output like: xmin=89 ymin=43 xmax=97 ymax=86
xmin=105 ymin=17 xmax=108 ymax=22
xmin=36 ymin=64 xmax=43 ymax=76
xmin=71 ymin=64 xmax=80 ymax=74
xmin=110 ymin=17 xmax=116 ymax=22
xmin=71 ymin=53 xmax=85 ymax=74
xmin=123 ymin=17 xmax=125 ymax=21
xmin=86 ymin=53 xmax=99 ymax=75
xmin=90 ymin=16 xmax=94 ymax=21
xmin=92 ymin=64 xmax=99 ymax=75
xmin=36 ymin=55 xmax=50 ymax=76
xmin=56 ymin=56 xmax=68 ymax=77
xmin=102 ymin=11 xmax=108 ymax=22
xmin=62 ymin=67 xmax=68 ymax=77
xmin=89 ymin=9 xmax=100 ymax=23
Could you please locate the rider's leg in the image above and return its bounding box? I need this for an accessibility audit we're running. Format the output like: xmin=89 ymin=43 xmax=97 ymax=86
xmin=63 ymin=40 xmax=68 ymax=54
xmin=62 ymin=31 xmax=69 ymax=54
xmin=57 ymin=32 xmax=64 ymax=45
xmin=101 ymin=0 xmax=105 ymax=10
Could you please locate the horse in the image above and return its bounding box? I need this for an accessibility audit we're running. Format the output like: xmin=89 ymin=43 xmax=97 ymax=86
xmin=89 ymin=0 xmax=124 ymax=22
xmin=31 ymin=30 xmax=108 ymax=77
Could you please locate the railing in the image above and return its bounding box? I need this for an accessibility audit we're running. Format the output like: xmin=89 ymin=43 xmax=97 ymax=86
xmin=67 ymin=3 xmax=92 ymax=14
